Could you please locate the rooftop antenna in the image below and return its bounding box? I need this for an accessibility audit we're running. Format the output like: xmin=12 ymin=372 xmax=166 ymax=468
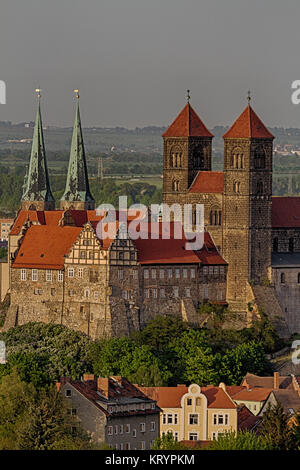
xmin=186 ymin=89 xmax=191 ymax=103
xmin=35 ymin=88 xmax=42 ymax=100
xmin=74 ymin=88 xmax=80 ymax=99
xmin=247 ymin=89 xmax=251 ymax=104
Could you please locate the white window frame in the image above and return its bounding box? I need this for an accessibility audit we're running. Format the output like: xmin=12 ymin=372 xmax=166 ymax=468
xmin=46 ymin=270 xmax=52 ymax=282
xmin=78 ymin=268 xmax=83 ymax=278
xmin=144 ymin=269 xmax=149 ymax=279
xmin=32 ymin=269 xmax=38 ymax=281
xmin=140 ymin=423 xmax=146 ymax=433
xmin=150 ymin=421 xmax=155 ymax=431
xmin=107 ymin=426 xmax=113 ymax=436
xmin=68 ymin=268 xmax=74 ymax=278
xmin=58 ymin=270 xmax=64 ymax=282
xmin=21 ymin=269 xmax=26 ymax=281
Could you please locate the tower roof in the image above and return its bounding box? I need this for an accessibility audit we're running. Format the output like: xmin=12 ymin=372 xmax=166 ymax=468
xmin=61 ymin=98 xmax=94 ymax=205
xmin=162 ymin=103 xmax=213 ymax=138
xmin=22 ymin=98 xmax=54 ymax=203
xmin=223 ymin=104 xmax=274 ymax=139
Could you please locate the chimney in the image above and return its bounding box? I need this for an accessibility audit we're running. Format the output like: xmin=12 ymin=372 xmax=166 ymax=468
xmin=56 ymin=382 xmax=61 ymax=392
xmin=83 ymin=373 xmax=95 ymax=382
xmin=97 ymin=377 xmax=110 ymax=398
xmin=274 ymin=372 xmax=280 ymax=390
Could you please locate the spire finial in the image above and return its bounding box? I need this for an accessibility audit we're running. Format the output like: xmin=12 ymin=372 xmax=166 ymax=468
xmin=186 ymin=89 xmax=191 ymax=103
xmin=247 ymin=90 xmax=251 ymax=104
xmin=35 ymin=88 xmax=41 ymax=100
xmin=74 ymin=89 xmax=80 ymax=99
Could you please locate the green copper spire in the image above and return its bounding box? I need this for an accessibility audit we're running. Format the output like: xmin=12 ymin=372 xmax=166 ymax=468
xmin=60 ymin=91 xmax=95 ymax=210
xmin=21 ymin=90 xmax=55 ymax=210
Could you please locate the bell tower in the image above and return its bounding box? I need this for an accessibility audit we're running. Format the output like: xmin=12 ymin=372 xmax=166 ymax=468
xmin=222 ymin=96 xmax=274 ymax=311
xmin=162 ymin=92 xmax=213 ymax=206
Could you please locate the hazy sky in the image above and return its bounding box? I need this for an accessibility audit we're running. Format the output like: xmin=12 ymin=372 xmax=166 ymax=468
xmin=1 ymin=0 xmax=300 ymax=128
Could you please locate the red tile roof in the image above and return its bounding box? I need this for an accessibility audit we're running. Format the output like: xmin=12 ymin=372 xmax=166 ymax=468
xmin=237 ymin=405 xmax=261 ymax=431
xmin=13 ymin=225 xmax=81 ymax=269
xmin=232 ymin=388 xmax=272 ymax=402
xmin=272 ymin=197 xmax=300 ymax=227
xmin=162 ymin=103 xmax=213 ymax=138
xmin=223 ymin=105 xmax=274 ymax=139
xmin=242 ymin=373 xmax=293 ymax=390
xmin=189 ymin=171 xmax=224 ymax=193
xmin=138 ymin=385 xmax=236 ymax=409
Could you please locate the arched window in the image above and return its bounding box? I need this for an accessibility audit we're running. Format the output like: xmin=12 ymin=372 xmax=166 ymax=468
xmin=169 ymin=146 xmax=183 ymax=168
xmin=289 ymin=238 xmax=294 ymax=252
xmin=280 ymin=272 xmax=285 ymax=284
xmin=254 ymin=146 xmax=266 ymax=169
xmin=233 ymin=181 xmax=240 ymax=193
xmin=231 ymin=147 xmax=244 ymax=169
xmin=209 ymin=207 xmax=222 ymax=226
xmin=172 ymin=180 xmax=179 ymax=192
xmin=84 ymin=289 xmax=90 ymax=298
xmin=273 ymin=237 xmax=278 ymax=252
xmin=257 ymin=180 xmax=264 ymax=195
xmin=193 ymin=145 xmax=205 ymax=168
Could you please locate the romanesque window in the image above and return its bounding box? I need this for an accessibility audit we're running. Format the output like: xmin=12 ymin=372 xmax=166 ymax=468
xmin=193 ymin=145 xmax=205 ymax=168
xmin=172 ymin=180 xmax=180 ymax=192
xmin=233 ymin=181 xmax=240 ymax=193
xmin=84 ymin=289 xmax=90 ymax=298
xmin=231 ymin=147 xmax=244 ymax=169
xmin=170 ymin=146 xmax=183 ymax=168
xmin=254 ymin=146 xmax=266 ymax=169
xmin=289 ymin=238 xmax=294 ymax=252
xmin=256 ymin=180 xmax=264 ymax=195
xmin=280 ymin=272 xmax=285 ymax=284
xmin=273 ymin=238 xmax=278 ymax=252
xmin=209 ymin=207 xmax=222 ymax=225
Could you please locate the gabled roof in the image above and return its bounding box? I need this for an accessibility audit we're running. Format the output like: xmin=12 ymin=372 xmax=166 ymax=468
xmin=272 ymin=197 xmax=300 ymax=228
xmin=237 ymin=404 xmax=261 ymax=431
xmin=270 ymin=390 xmax=300 ymax=415
xmin=223 ymin=105 xmax=274 ymax=139
xmin=242 ymin=373 xmax=293 ymax=390
xmin=138 ymin=385 xmax=236 ymax=409
xmin=13 ymin=225 xmax=81 ymax=269
xmin=189 ymin=171 xmax=224 ymax=194
xmin=232 ymin=388 xmax=272 ymax=402
xmin=162 ymin=103 xmax=213 ymax=138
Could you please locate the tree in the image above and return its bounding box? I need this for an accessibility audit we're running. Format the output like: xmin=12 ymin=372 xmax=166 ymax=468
xmin=290 ymin=412 xmax=300 ymax=450
xmin=208 ymin=431 xmax=272 ymax=450
xmin=0 ymin=369 xmax=92 ymax=450
xmin=152 ymin=432 xmax=189 ymax=450
xmin=260 ymin=402 xmax=293 ymax=450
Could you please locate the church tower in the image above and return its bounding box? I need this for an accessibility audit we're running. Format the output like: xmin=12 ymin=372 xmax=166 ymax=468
xmin=162 ymin=92 xmax=213 ymax=206
xmin=222 ymin=97 xmax=274 ymax=312
xmin=21 ymin=90 xmax=55 ymax=211
xmin=60 ymin=91 xmax=95 ymax=210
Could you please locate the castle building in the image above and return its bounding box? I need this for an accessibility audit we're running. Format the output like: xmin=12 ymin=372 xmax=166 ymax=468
xmin=4 ymin=92 xmax=300 ymax=338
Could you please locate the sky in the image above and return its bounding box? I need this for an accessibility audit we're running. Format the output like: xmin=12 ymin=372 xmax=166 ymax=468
xmin=1 ymin=0 xmax=300 ymax=128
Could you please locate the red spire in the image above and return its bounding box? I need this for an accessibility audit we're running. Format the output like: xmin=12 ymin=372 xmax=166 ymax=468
xmin=162 ymin=103 xmax=213 ymax=138
xmin=223 ymin=104 xmax=274 ymax=139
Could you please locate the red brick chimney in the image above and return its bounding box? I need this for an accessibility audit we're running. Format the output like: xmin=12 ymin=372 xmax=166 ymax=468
xmin=97 ymin=377 xmax=110 ymax=398
xmin=56 ymin=382 xmax=61 ymax=392
xmin=274 ymin=372 xmax=280 ymax=390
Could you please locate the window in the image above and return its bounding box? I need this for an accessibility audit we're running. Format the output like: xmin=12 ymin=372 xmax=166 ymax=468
xmin=151 ymin=422 xmax=155 ymax=431
xmin=193 ymin=145 xmax=205 ymax=168
xmin=254 ymin=145 xmax=266 ymax=169
xmin=118 ymin=269 xmax=123 ymax=280
xmin=160 ymin=269 xmax=164 ymax=279
xmin=125 ymin=424 xmax=130 ymax=433
xmin=231 ymin=147 xmax=244 ymax=169
xmin=174 ymin=414 xmax=178 ymax=425
xmin=21 ymin=269 xmax=26 ymax=281
xmin=185 ymin=287 xmax=191 ymax=297
xmin=151 ymin=269 xmax=156 ymax=279
xmin=144 ymin=269 xmax=149 ymax=279
xmin=189 ymin=414 xmax=198 ymax=425
xmin=132 ymin=429 xmax=137 ymax=438
xmin=160 ymin=288 xmax=165 ymax=298
xmin=280 ymin=272 xmax=285 ymax=284
xmin=118 ymin=252 xmax=124 ymax=261
xmin=167 ymin=414 xmax=173 ymax=424
xmin=172 ymin=180 xmax=179 ymax=192
xmin=130 ymin=251 xmax=135 ymax=261
xmin=51 ymin=288 xmax=55 ymax=296
xmin=140 ymin=423 xmax=145 ymax=433
xmin=94 ymin=291 xmax=99 ymax=300
xmin=190 ymin=268 xmax=195 ymax=278
xmin=152 ymin=288 xmax=157 ymax=299
xmin=183 ymin=268 xmax=188 ymax=278
xmin=187 ymin=398 xmax=192 ymax=406
xmin=233 ymin=181 xmax=240 ymax=193
xmin=298 ymin=273 xmax=300 ymax=284
xmin=162 ymin=414 xmax=166 ymax=425
xmin=173 ymin=286 xmax=179 ymax=297
xmin=69 ymin=289 xmax=74 ymax=297
xmin=80 ymin=251 xmax=86 ymax=259
xmin=141 ymin=441 xmax=146 ymax=450
xmin=125 ymin=443 xmax=130 ymax=450
xmin=119 ymin=443 xmax=124 ymax=450
xmin=203 ymin=266 xmax=208 ymax=275
xmin=175 ymin=268 xmax=180 ymax=279
xmin=144 ymin=288 xmax=149 ymax=299
xmin=289 ymin=238 xmax=294 ymax=252
xmin=58 ymin=270 xmax=64 ymax=282
xmin=78 ymin=268 xmax=83 ymax=278
xmin=133 ymin=269 xmax=138 ymax=280
xmin=46 ymin=270 xmax=52 ymax=282
xmin=203 ymin=287 xmax=208 ymax=299
xmin=32 ymin=269 xmax=38 ymax=281
xmin=168 ymin=269 xmax=172 ymax=279
xmin=273 ymin=237 xmax=278 ymax=252
xmin=189 ymin=433 xmax=198 ymax=441
xmin=107 ymin=426 xmax=113 ymax=436
xmin=114 ymin=425 xmax=118 ymax=435
xmin=65 ymin=389 xmax=72 ymax=397
xmin=84 ymin=289 xmax=90 ymax=298
xmin=209 ymin=207 xmax=222 ymax=226
xmin=225 ymin=414 xmax=229 ymax=425
xmin=256 ymin=180 xmax=264 ymax=195
xmin=68 ymin=268 xmax=74 ymax=278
